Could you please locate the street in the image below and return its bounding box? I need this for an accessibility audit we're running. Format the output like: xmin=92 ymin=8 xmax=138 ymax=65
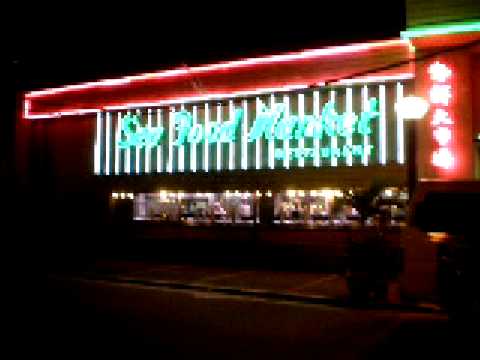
xmin=28 ymin=274 xmax=475 ymax=359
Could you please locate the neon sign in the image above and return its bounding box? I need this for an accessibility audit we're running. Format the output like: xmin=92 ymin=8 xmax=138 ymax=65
xmin=118 ymin=98 xmax=379 ymax=149
xmin=118 ymin=114 xmax=164 ymax=149
xmin=173 ymin=108 xmax=244 ymax=145
xmin=429 ymin=61 xmax=455 ymax=170
xmin=248 ymin=99 xmax=378 ymax=142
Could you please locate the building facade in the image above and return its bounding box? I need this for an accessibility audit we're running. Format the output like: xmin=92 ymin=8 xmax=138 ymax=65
xmin=17 ymin=18 xmax=480 ymax=233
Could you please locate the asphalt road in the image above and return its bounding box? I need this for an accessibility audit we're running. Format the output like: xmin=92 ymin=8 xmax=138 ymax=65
xmin=27 ymin=276 xmax=476 ymax=359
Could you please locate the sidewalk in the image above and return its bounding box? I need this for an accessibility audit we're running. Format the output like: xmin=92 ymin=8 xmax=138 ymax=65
xmin=60 ymin=259 xmax=443 ymax=313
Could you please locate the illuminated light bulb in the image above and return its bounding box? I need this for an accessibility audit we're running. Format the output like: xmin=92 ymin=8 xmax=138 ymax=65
xmin=287 ymin=190 xmax=296 ymax=198
xmin=431 ymin=109 xmax=453 ymax=126
xmin=428 ymin=232 xmax=449 ymax=243
xmin=310 ymin=190 xmax=317 ymax=197
xmin=256 ymin=190 xmax=262 ymax=197
xmin=298 ymin=190 xmax=305 ymax=197
xmin=394 ymin=96 xmax=429 ymax=119
xmin=432 ymin=147 xmax=455 ymax=169
xmin=112 ymin=192 xmax=119 ymax=199
xmin=433 ymin=126 xmax=452 ymax=146
xmin=120 ymin=193 xmax=126 ymax=199
xmin=430 ymin=84 xmax=452 ymax=106
xmin=127 ymin=193 xmax=134 ymax=200
xmin=266 ymin=190 xmax=272 ymax=198
xmin=384 ymin=189 xmax=393 ymax=197
xmin=428 ymin=61 xmax=452 ymax=83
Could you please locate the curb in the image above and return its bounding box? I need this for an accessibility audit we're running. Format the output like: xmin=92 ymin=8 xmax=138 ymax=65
xmin=52 ymin=272 xmax=445 ymax=314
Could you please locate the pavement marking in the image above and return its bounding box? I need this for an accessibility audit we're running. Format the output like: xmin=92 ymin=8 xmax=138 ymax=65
xmin=288 ymin=274 xmax=342 ymax=292
xmin=198 ymin=270 xmax=257 ymax=283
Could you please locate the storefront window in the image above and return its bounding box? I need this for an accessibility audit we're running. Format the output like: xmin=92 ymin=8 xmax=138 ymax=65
xmin=132 ymin=187 xmax=408 ymax=227
xmin=134 ymin=191 xmax=256 ymax=225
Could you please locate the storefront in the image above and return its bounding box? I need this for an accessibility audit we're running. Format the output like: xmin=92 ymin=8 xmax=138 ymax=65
xmin=18 ymin=20 xmax=480 ymax=232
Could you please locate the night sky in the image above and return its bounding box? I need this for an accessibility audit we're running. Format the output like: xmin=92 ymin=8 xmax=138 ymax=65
xmin=5 ymin=2 xmax=406 ymax=91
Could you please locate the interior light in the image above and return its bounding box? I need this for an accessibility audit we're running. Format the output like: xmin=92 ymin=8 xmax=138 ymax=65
xmin=428 ymin=232 xmax=449 ymax=243
xmin=112 ymin=192 xmax=119 ymax=199
xmin=394 ymin=96 xmax=429 ymax=120
xmin=120 ymin=193 xmax=126 ymax=199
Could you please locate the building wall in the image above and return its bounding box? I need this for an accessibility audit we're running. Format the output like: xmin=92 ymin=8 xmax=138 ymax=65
xmin=406 ymin=0 xmax=480 ymax=28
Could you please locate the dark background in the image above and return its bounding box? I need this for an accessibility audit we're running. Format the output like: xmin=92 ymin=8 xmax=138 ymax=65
xmin=2 ymin=1 xmax=406 ymax=178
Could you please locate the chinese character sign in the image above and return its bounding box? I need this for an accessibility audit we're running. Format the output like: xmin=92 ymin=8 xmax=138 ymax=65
xmin=429 ymin=61 xmax=455 ymax=170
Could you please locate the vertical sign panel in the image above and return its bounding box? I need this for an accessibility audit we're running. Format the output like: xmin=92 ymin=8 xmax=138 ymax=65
xmin=216 ymin=104 xmax=222 ymax=171
xmin=178 ymin=104 xmax=185 ymax=172
xmin=94 ymin=112 xmax=102 ymax=174
xmin=242 ymin=100 xmax=248 ymax=170
xmin=330 ymin=91 xmax=337 ymax=167
xmin=168 ymin=107 xmax=174 ymax=173
xmin=283 ymin=95 xmax=290 ymax=169
xmin=269 ymin=94 xmax=275 ymax=169
xmin=379 ymin=85 xmax=387 ymax=165
xmin=191 ymin=105 xmax=197 ymax=172
xmin=228 ymin=100 xmax=235 ymax=170
xmin=157 ymin=109 xmax=163 ymax=173
xmin=115 ymin=112 xmax=121 ymax=175
xmin=145 ymin=109 xmax=152 ymax=173
xmin=298 ymin=93 xmax=305 ymax=168
xmin=362 ymin=86 xmax=369 ymax=166
xmin=313 ymin=90 xmax=321 ymax=167
xmin=255 ymin=97 xmax=261 ymax=170
xmin=346 ymin=88 xmax=353 ymax=167
xmin=105 ymin=112 xmax=111 ymax=175
xmin=135 ymin=109 xmax=141 ymax=174
xmin=125 ymin=111 xmax=131 ymax=174
xmin=396 ymin=83 xmax=405 ymax=164
xmin=204 ymin=103 xmax=210 ymax=172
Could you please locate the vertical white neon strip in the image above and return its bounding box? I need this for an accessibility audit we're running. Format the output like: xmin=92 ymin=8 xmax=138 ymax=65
xmin=346 ymin=88 xmax=353 ymax=166
xmin=313 ymin=90 xmax=321 ymax=167
xmin=255 ymin=97 xmax=261 ymax=170
xmin=125 ymin=110 xmax=131 ymax=174
xmin=228 ymin=100 xmax=235 ymax=170
xmin=269 ymin=94 xmax=275 ymax=169
xmin=145 ymin=109 xmax=152 ymax=173
xmin=178 ymin=104 xmax=185 ymax=172
xmin=242 ymin=100 xmax=248 ymax=170
xmin=191 ymin=105 xmax=197 ymax=172
xmin=330 ymin=91 xmax=337 ymax=167
xmin=94 ymin=112 xmax=102 ymax=174
xmin=157 ymin=109 xmax=162 ymax=172
xmin=379 ymin=84 xmax=387 ymax=165
xmin=216 ymin=104 xmax=222 ymax=171
xmin=396 ymin=82 xmax=405 ymax=164
xmin=105 ymin=112 xmax=111 ymax=175
xmin=204 ymin=103 xmax=209 ymax=172
xmin=283 ymin=95 xmax=290 ymax=169
xmin=115 ymin=112 xmax=121 ymax=175
xmin=168 ymin=107 xmax=174 ymax=173
xmin=362 ymin=86 xmax=369 ymax=166
xmin=135 ymin=109 xmax=141 ymax=174
xmin=298 ymin=93 xmax=305 ymax=168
